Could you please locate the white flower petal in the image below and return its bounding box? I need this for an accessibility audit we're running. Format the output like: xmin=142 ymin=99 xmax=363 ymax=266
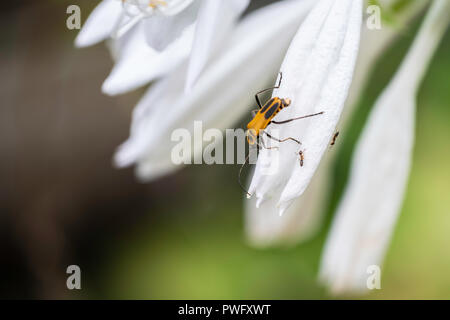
xmin=75 ymin=0 xmax=124 ymax=48
xmin=160 ymin=0 xmax=196 ymax=16
xmin=143 ymin=0 xmax=200 ymax=51
xmin=320 ymin=0 xmax=450 ymax=294
xmin=245 ymin=158 xmax=331 ymax=247
xmin=248 ymin=0 xmax=363 ymax=216
xmin=341 ymin=0 xmax=430 ymax=123
xmin=185 ymin=0 xmax=250 ymax=92
xmin=164 ymin=0 xmax=199 ymax=15
xmin=115 ymin=0 xmax=316 ymax=178
xmin=120 ymin=0 xmax=194 ymax=16
xmin=102 ymin=23 xmax=195 ymax=96
xmin=114 ymin=70 xmax=185 ymax=168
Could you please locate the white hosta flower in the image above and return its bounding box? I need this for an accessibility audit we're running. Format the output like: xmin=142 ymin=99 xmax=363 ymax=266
xmin=244 ymin=0 xmax=430 ymax=248
xmin=320 ymin=0 xmax=450 ymax=295
xmin=114 ymin=0 xmax=316 ymax=179
xmin=76 ymin=0 xmax=249 ymax=95
xmin=121 ymin=0 xmax=249 ymax=88
xmin=76 ymin=0 xmax=450 ymax=296
xmin=248 ymin=0 xmax=363 ymax=216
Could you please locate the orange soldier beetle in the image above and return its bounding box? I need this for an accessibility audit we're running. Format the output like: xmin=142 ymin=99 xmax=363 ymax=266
xmin=238 ymin=72 xmax=324 ymax=196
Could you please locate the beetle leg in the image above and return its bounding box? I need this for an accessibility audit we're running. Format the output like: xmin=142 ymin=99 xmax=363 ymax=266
xmin=263 ymin=131 xmax=301 ymax=145
xmin=270 ymin=111 xmax=324 ymax=125
xmin=238 ymin=154 xmax=252 ymax=197
xmin=254 ymin=72 xmax=283 ymax=109
xmin=252 ymin=136 xmax=271 ymax=151
xmin=259 ymin=135 xmax=279 ymax=150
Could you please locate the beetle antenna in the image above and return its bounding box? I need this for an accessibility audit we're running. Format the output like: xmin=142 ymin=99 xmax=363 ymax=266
xmin=278 ymin=72 xmax=283 ymax=87
xmin=238 ymin=153 xmax=252 ymax=198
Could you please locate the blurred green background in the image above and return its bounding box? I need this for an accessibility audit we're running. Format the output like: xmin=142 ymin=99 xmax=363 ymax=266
xmin=0 ymin=0 xmax=449 ymax=299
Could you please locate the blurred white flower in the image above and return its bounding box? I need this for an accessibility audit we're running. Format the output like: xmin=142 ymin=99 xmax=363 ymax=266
xmin=75 ymin=0 xmax=249 ymax=95
xmin=320 ymin=0 xmax=450 ymax=295
xmin=75 ymin=0 xmax=197 ymax=48
xmin=119 ymin=0 xmax=197 ymax=44
xmin=248 ymin=0 xmax=363 ymax=216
